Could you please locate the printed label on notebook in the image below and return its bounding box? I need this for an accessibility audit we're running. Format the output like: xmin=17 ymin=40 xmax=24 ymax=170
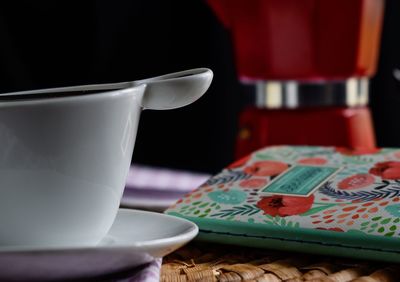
xmin=259 ymin=165 xmax=342 ymax=197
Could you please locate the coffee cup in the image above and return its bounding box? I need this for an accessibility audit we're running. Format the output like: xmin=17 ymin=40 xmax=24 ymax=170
xmin=0 ymin=68 xmax=212 ymax=248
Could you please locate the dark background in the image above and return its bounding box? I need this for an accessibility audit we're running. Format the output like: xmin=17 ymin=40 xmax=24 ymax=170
xmin=0 ymin=0 xmax=399 ymax=174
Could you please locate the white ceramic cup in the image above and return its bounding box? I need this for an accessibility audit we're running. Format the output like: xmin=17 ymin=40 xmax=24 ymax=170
xmin=0 ymin=68 xmax=212 ymax=248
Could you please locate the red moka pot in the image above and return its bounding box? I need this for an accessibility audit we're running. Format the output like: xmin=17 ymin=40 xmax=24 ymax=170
xmin=207 ymin=0 xmax=385 ymax=158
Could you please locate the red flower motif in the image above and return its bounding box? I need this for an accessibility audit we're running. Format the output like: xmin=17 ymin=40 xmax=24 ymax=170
xmin=369 ymin=161 xmax=400 ymax=180
xmin=244 ymin=161 xmax=288 ymax=177
xmin=338 ymin=174 xmax=375 ymax=190
xmin=335 ymin=147 xmax=381 ymax=156
xmin=256 ymin=195 xmax=314 ymax=217
xmin=228 ymin=155 xmax=251 ymax=169
xmin=297 ymin=157 xmax=327 ymax=165
xmin=239 ymin=178 xmax=268 ymax=189
xmin=316 ymin=227 xmax=344 ymax=232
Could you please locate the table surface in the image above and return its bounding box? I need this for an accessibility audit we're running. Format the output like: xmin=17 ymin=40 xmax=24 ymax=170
xmin=161 ymin=242 xmax=399 ymax=282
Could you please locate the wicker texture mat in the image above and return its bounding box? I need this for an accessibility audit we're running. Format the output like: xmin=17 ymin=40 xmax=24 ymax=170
xmin=161 ymin=243 xmax=399 ymax=282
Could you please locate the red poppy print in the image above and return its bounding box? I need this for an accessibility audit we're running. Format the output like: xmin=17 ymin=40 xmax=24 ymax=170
xmin=394 ymin=151 xmax=400 ymax=159
xmin=228 ymin=155 xmax=251 ymax=169
xmin=297 ymin=157 xmax=327 ymax=165
xmin=335 ymin=147 xmax=381 ymax=156
xmin=257 ymin=195 xmax=314 ymax=217
xmin=244 ymin=161 xmax=288 ymax=177
xmin=239 ymin=178 xmax=268 ymax=189
xmin=369 ymin=161 xmax=400 ymax=180
xmin=338 ymin=174 xmax=375 ymax=190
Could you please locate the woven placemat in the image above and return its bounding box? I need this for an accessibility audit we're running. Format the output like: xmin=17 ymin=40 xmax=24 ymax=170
xmin=161 ymin=242 xmax=399 ymax=282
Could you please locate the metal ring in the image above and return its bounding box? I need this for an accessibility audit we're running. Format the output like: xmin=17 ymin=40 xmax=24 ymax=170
xmin=241 ymin=78 xmax=369 ymax=109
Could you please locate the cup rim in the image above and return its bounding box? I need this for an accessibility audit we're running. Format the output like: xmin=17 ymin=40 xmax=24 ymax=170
xmin=0 ymin=83 xmax=145 ymax=107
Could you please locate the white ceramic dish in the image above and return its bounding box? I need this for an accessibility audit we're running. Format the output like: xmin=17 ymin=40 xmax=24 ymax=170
xmin=0 ymin=209 xmax=198 ymax=281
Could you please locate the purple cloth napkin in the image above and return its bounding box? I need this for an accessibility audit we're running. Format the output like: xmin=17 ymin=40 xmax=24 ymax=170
xmin=118 ymin=259 xmax=162 ymax=282
xmin=125 ymin=165 xmax=210 ymax=192
xmin=122 ymin=165 xmax=210 ymax=211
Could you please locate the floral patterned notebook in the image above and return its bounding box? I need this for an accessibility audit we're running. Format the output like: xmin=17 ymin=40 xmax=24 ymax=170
xmin=165 ymin=146 xmax=400 ymax=262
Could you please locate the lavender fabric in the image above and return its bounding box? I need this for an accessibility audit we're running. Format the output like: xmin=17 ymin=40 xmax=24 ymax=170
xmin=125 ymin=165 xmax=209 ymax=192
xmin=118 ymin=259 xmax=162 ymax=282
xmin=122 ymin=165 xmax=210 ymax=211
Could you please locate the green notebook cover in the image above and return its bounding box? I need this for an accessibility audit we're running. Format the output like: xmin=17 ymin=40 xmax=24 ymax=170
xmin=165 ymin=146 xmax=400 ymax=262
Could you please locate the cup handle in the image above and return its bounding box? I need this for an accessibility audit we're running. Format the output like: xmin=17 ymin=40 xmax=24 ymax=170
xmin=134 ymin=68 xmax=213 ymax=110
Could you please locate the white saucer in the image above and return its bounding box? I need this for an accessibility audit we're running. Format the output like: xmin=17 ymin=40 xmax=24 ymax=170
xmin=0 ymin=208 xmax=198 ymax=281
